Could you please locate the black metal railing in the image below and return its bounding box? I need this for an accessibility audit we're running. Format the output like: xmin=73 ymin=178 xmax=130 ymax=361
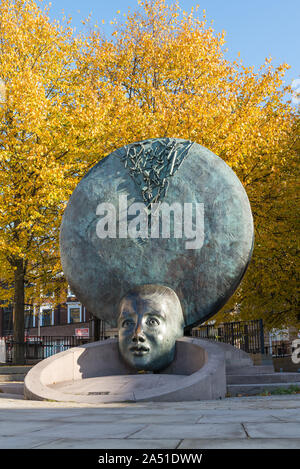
xmin=263 ymin=341 xmax=294 ymax=358
xmin=192 ymin=319 xmax=265 ymax=354
xmin=0 ymin=335 xmax=94 ymax=363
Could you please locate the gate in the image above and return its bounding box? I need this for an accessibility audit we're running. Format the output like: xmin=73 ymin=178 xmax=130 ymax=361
xmin=192 ymin=319 xmax=265 ymax=354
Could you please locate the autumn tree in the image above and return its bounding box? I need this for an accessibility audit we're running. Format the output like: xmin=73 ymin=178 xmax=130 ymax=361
xmin=0 ymin=0 xmax=118 ymax=363
xmin=228 ymin=114 xmax=299 ymax=329
xmin=0 ymin=0 xmax=298 ymax=365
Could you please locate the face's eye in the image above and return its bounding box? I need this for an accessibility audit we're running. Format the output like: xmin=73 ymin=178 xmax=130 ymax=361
xmin=146 ymin=317 xmax=160 ymax=327
xmin=122 ymin=319 xmax=134 ymax=328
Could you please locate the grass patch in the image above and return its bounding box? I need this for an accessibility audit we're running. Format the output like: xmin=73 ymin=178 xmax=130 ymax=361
xmin=259 ymin=385 xmax=300 ymax=396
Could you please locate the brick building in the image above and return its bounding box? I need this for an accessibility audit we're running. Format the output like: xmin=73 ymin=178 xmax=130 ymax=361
xmin=0 ymin=286 xmax=117 ymax=340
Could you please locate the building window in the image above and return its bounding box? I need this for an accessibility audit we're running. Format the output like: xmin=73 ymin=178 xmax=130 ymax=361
xmin=67 ymin=303 xmax=82 ymax=323
xmin=2 ymin=305 xmax=13 ymax=335
xmin=24 ymin=311 xmax=34 ymax=329
xmin=40 ymin=307 xmax=53 ymax=326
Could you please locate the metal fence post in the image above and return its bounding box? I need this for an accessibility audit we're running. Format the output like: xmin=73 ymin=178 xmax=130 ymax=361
xmin=244 ymin=324 xmax=249 ymax=353
xmin=231 ymin=323 xmax=234 ymax=346
xmin=259 ymin=319 xmax=265 ymax=355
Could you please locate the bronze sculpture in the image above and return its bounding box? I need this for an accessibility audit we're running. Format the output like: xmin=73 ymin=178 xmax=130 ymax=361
xmin=60 ymin=138 xmax=254 ymax=373
xmin=117 ymin=284 xmax=184 ymax=371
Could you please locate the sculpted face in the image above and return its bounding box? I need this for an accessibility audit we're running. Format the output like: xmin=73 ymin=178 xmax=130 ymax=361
xmin=118 ymin=285 xmax=184 ymax=372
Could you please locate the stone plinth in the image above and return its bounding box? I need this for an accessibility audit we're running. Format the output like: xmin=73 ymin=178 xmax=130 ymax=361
xmin=24 ymin=338 xmax=226 ymax=403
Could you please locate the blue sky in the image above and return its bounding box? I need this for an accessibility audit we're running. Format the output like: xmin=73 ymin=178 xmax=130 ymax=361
xmin=48 ymin=0 xmax=299 ymax=95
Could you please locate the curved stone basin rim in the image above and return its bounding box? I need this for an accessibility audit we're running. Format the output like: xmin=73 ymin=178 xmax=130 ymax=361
xmin=24 ymin=337 xmax=227 ymax=403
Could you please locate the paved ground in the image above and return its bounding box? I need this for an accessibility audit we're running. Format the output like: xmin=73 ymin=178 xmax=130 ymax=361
xmin=0 ymin=393 xmax=300 ymax=449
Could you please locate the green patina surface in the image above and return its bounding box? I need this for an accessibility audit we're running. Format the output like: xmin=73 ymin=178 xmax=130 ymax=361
xmin=123 ymin=138 xmax=194 ymax=208
xmin=60 ymin=138 xmax=254 ymax=328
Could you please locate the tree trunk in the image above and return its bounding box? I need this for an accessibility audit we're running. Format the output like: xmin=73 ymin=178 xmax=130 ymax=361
xmin=13 ymin=258 xmax=25 ymax=365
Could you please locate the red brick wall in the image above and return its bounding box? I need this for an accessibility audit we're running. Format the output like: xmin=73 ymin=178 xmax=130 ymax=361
xmin=26 ymin=299 xmax=93 ymax=337
xmin=55 ymin=304 xmax=68 ymax=324
xmin=26 ymin=321 xmax=91 ymax=337
xmin=0 ymin=297 xmax=108 ymax=338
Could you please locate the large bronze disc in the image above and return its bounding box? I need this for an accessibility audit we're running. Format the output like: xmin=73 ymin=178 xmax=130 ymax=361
xmin=60 ymin=139 xmax=254 ymax=327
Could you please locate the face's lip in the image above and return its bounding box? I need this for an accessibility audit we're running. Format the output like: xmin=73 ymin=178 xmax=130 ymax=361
xmin=129 ymin=345 xmax=150 ymax=354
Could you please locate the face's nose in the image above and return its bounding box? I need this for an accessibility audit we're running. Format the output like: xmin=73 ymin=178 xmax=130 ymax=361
xmin=132 ymin=319 xmax=145 ymax=343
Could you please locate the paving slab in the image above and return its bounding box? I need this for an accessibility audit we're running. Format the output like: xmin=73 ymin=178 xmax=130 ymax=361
xmin=0 ymin=395 xmax=299 ymax=449
xmin=267 ymin=408 xmax=300 ymax=421
xmin=0 ymin=420 xmax=58 ymax=436
xmin=1 ymin=394 xmax=300 ymax=410
xmin=128 ymin=423 xmax=247 ymax=439
xmin=0 ymin=411 xmax=125 ymax=424
xmin=32 ymin=438 xmax=180 ymax=449
xmin=27 ymin=422 xmax=148 ymax=440
xmin=244 ymin=422 xmax=300 ymax=439
xmin=0 ymin=435 xmax=69 ymax=449
xmin=197 ymin=413 xmax=283 ymax=423
xmin=178 ymin=438 xmax=300 ymax=449
xmin=110 ymin=414 xmax=200 ymax=424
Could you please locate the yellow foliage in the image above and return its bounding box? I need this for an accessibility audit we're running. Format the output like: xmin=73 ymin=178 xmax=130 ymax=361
xmin=0 ymin=0 xmax=118 ymax=305
xmin=80 ymin=0 xmax=298 ymax=328
xmin=0 ymin=0 xmax=298 ymax=329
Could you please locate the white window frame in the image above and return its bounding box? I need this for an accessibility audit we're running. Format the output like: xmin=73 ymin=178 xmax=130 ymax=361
xmin=67 ymin=302 xmax=82 ymax=324
xmin=39 ymin=305 xmax=54 ymax=326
